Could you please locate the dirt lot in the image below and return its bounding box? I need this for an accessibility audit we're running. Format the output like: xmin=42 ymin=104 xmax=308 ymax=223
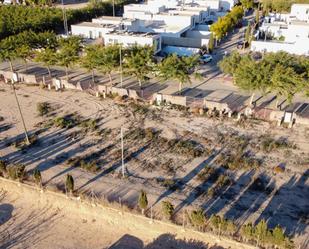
xmin=0 ymin=83 xmax=308 ymax=248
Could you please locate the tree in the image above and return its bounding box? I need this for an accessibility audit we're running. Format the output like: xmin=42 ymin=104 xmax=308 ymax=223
xmin=0 ymin=36 xmax=17 ymax=72
xmin=271 ymin=225 xmax=285 ymax=247
xmin=218 ymin=51 xmax=242 ymax=75
xmin=138 ymin=190 xmax=148 ymax=214
xmin=33 ymin=168 xmax=42 ymax=187
xmin=0 ymin=160 xmax=7 ymax=177
xmin=240 ymin=223 xmax=254 ymax=242
xmin=208 ymin=33 xmax=214 ymax=53
xmin=35 ymin=48 xmax=58 ymax=78
xmin=97 ymin=44 xmax=120 ymax=84
xmin=80 ymin=45 xmax=101 ymax=84
xmin=241 ymin=0 xmax=254 ymax=11
xmin=16 ymin=45 xmax=32 ymax=73
xmin=157 ymin=54 xmax=200 ymax=94
xmin=189 ymin=209 xmax=206 ymax=231
xmin=124 ymin=45 xmax=154 ymax=88
xmin=244 ymin=22 xmax=252 ymax=45
xmin=254 ymin=219 xmax=268 ymax=246
xmin=161 ymin=201 xmax=174 ymax=220
xmin=255 ymin=8 xmax=260 ymax=25
xmin=57 ymin=36 xmax=82 ymax=80
xmin=65 ymin=174 xmax=74 ymax=194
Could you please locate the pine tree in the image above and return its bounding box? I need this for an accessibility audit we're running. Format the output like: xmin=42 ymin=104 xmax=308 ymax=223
xmin=33 ymin=168 xmax=42 ymax=187
xmin=138 ymin=190 xmax=148 ymax=214
xmin=161 ymin=201 xmax=174 ymax=220
xmin=208 ymin=33 xmax=214 ymax=53
xmin=65 ymin=174 xmax=74 ymax=194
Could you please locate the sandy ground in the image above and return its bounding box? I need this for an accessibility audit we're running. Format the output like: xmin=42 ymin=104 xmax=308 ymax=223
xmin=0 ymin=180 xmax=248 ymax=249
xmin=0 ymin=83 xmax=308 ymax=248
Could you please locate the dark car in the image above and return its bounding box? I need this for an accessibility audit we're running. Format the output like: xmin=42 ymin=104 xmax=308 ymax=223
xmin=237 ymin=41 xmax=245 ymax=49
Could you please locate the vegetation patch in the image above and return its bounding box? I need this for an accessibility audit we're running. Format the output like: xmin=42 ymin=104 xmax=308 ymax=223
xmin=260 ymin=136 xmax=296 ymax=153
xmin=37 ymin=102 xmax=51 ymax=116
xmin=66 ymin=157 xmax=100 ymax=173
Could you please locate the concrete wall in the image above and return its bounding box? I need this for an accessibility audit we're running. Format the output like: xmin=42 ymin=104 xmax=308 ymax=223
xmin=291 ymin=4 xmax=309 ymax=21
xmin=185 ymin=30 xmax=212 ymax=39
xmin=162 ymin=36 xmax=209 ymax=48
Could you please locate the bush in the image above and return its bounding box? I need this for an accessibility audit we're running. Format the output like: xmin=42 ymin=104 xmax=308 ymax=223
xmin=273 ymin=165 xmax=285 ymax=174
xmin=0 ymin=160 xmax=7 ymax=177
xmin=33 ymin=168 xmax=42 ymax=186
xmin=161 ymin=201 xmax=174 ymax=220
xmin=197 ymin=166 xmax=215 ymax=182
xmin=7 ymin=164 xmax=26 ymax=181
xmin=79 ymin=119 xmax=97 ymax=132
xmin=138 ymin=190 xmax=148 ymax=214
xmin=260 ymin=137 xmax=295 ymax=153
xmin=53 ymin=115 xmax=77 ymax=129
xmin=189 ymin=209 xmax=206 ymax=230
xmin=79 ymin=160 xmax=100 ymax=173
xmin=65 ymin=174 xmax=74 ymax=193
xmin=37 ymin=102 xmax=50 ymax=116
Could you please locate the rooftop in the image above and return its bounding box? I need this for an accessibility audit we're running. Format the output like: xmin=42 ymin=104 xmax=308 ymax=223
xmin=105 ymin=30 xmax=159 ymax=37
xmin=72 ymin=22 xmax=115 ymax=29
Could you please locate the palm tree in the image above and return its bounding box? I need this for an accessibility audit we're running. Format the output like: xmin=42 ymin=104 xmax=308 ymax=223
xmin=35 ymin=48 xmax=57 ymax=78
xmin=157 ymin=54 xmax=200 ymax=94
xmin=124 ymin=45 xmax=154 ymax=88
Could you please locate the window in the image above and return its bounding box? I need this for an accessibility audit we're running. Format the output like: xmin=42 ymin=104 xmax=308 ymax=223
xmin=98 ymin=32 xmax=102 ymax=38
xmin=89 ymin=31 xmax=93 ymax=39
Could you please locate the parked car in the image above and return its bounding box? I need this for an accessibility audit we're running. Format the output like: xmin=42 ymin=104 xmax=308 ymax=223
xmin=199 ymin=54 xmax=213 ymax=64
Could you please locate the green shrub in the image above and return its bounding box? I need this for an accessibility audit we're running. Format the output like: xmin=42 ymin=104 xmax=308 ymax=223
xmin=79 ymin=160 xmax=99 ymax=173
xmin=260 ymin=137 xmax=296 ymax=152
xmin=33 ymin=168 xmax=42 ymax=186
xmin=161 ymin=201 xmax=174 ymax=220
xmin=189 ymin=209 xmax=206 ymax=230
xmin=0 ymin=160 xmax=7 ymax=177
xmin=53 ymin=115 xmax=77 ymax=129
xmin=197 ymin=166 xmax=215 ymax=182
xmin=7 ymin=164 xmax=26 ymax=181
xmin=138 ymin=190 xmax=148 ymax=214
xmin=37 ymin=102 xmax=50 ymax=116
xmin=65 ymin=174 xmax=74 ymax=193
xmin=79 ymin=119 xmax=97 ymax=132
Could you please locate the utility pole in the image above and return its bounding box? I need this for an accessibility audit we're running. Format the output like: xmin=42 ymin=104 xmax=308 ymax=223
xmin=113 ymin=0 xmax=115 ymax=17
xmin=12 ymin=82 xmax=30 ymax=145
xmin=61 ymin=0 xmax=69 ymax=36
xmin=121 ymin=126 xmax=125 ymax=178
xmin=119 ymin=46 xmax=123 ymax=88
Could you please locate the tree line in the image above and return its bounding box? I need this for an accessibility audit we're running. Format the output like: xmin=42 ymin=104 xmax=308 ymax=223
xmin=0 ymin=0 xmax=136 ymax=40
xmin=219 ymin=51 xmax=309 ymax=103
xmin=210 ymin=5 xmax=244 ymax=42
xmin=260 ymin=0 xmax=309 ymax=14
xmin=0 ymin=31 xmax=200 ymax=93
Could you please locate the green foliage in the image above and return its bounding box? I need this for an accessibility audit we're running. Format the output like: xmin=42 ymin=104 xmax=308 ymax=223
xmin=244 ymin=22 xmax=252 ymax=44
xmin=157 ymin=54 xmax=200 ymax=93
xmin=65 ymin=174 xmax=74 ymax=193
xmin=57 ymin=36 xmax=82 ymax=79
xmin=219 ymin=51 xmax=309 ymax=102
xmin=261 ymin=0 xmax=309 ymax=13
xmin=34 ymin=47 xmax=58 ymax=77
xmin=0 ymin=160 xmax=7 ymax=177
xmin=124 ymin=45 xmax=154 ymax=87
xmin=37 ymin=102 xmax=51 ymax=116
xmin=208 ymin=33 xmax=214 ymax=53
xmin=189 ymin=209 xmax=206 ymax=229
xmin=241 ymin=220 xmax=293 ymax=248
xmin=0 ymin=1 xmax=130 ymax=39
xmin=138 ymin=190 xmax=148 ymax=211
xmin=79 ymin=119 xmax=97 ymax=132
xmin=260 ymin=136 xmax=295 ymax=152
xmin=33 ymin=168 xmax=42 ymax=186
xmin=210 ymin=6 xmax=243 ymax=40
xmin=241 ymin=0 xmax=254 ymax=9
xmin=161 ymin=201 xmax=174 ymax=219
xmin=53 ymin=115 xmax=77 ymax=129
xmin=209 ymin=215 xmax=237 ymax=235
xmin=7 ymin=164 xmax=26 ymax=181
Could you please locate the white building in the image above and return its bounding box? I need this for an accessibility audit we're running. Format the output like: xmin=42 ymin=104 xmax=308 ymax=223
xmin=71 ymin=0 xmax=234 ymax=53
xmin=251 ymin=4 xmax=309 ymax=56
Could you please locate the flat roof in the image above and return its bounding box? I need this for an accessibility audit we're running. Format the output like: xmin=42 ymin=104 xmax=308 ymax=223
xmin=105 ymin=30 xmax=159 ymax=37
xmin=72 ymin=22 xmax=115 ymax=28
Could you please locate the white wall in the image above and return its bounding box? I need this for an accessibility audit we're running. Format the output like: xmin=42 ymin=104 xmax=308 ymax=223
xmin=71 ymin=24 xmax=112 ymax=39
xmin=290 ymin=4 xmax=309 ymax=21
xmin=103 ymin=34 xmax=162 ymax=53
xmin=185 ymin=30 xmax=212 ymax=39
xmin=251 ymin=40 xmax=309 ymax=56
